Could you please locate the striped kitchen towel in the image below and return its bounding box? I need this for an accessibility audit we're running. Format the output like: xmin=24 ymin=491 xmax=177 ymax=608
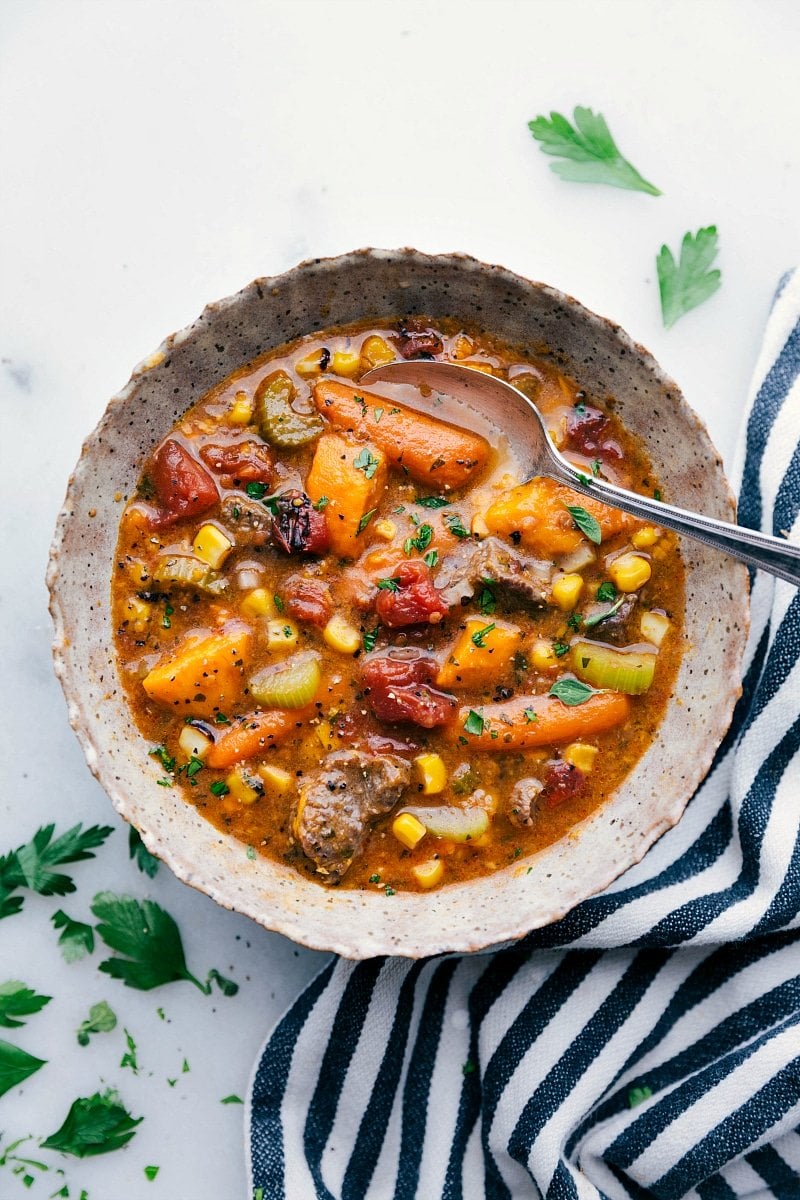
xmin=248 ymin=271 xmax=800 ymax=1200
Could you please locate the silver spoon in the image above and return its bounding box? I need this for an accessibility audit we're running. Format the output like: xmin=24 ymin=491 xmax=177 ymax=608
xmin=362 ymin=360 xmax=800 ymax=587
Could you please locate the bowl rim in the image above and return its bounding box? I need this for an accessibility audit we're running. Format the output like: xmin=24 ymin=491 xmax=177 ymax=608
xmin=47 ymin=247 xmax=749 ymax=959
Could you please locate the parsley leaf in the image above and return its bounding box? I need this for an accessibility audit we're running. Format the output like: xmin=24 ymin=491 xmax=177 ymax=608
xmin=52 ymin=910 xmax=95 ymax=963
xmin=471 ymin=623 xmax=496 ymax=648
xmin=145 ymin=1165 xmax=160 ymax=1181
xmin=76 ymin=1000 xmax=117 ymax=1046
xmin=210 ymin=780 xmax=230 ymax=797
xmin=657 ymin=226 xmax=721 ymax=328
xmin=206 ymin=968 xmax=239 ymax=997
xmin=444 ymin=513 xmax=470 ymax=539
xmin=245 ymin=481 xmax=268 ymax=500
xmin=565 ymin=505 xmax=601 ymax=544
xmin=91 ymin=892 xmax=235 ymax=996
xmin=523 ymin=708 xmax=538 ymax=723
xmin=528 ymin=106 xmax=661 ymax=196
xmin=415 ymin=496 xmax=449 ymax=508
xmin=583 ymin=595 xmax=626 ymax=629
xmin=120 ymin=1028 xmax=139 ymax=1073
xmin=0 ymin=1039 xmax=46 ymax=1099
xmin=357 ymin=507 xmax=377 ymax=534
xmin=376 ymin=577 xmax=400 ymax=592
xmin=363 ymin=625 xmax=380 ymax=653
xmin=463 ymin=710 xmax=485 ymax=736
xmin=477 ymin=582 xmax=496 ymax=616
xmin=596 ymin=581 xmax=617 ymax=602
xmin=221 ymin=1094 xmax=244 ymax=1104
xmin=548 ymin=678 xmax=599 ymax=706
xmin=552 ymin=640 xmax=570 ymax=658
xmin=353 ymin=448 xmax=380 ymax=479
xmin=0 ymin=981 xmax=51 ymax=1028
xmin=312 ymin=495 xmax=329 ymax=511
xmin=42 ymin=1089 xmax=142 ymax=1158
xmin=404 ymin=523 xmax=433 ymax=555
xmin=4 ymin=823 xmax=114 ymax=901
xmin=423 ymin=549 xmax=439 ymax=569
xmin=128 ymin=827 xmax=159 ymax=879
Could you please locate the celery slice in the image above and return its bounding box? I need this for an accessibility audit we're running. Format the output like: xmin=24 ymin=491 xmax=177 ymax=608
xmin=153 ymin=555 xmax=227 ymax=594
xmin=571 ymin=640 xmax=655 ymax=695
xmin=399 ymin=806 xmax=489 ymax=842
xmin=249 ymin=651 xmax=321 ymax=709
xmin=255 ymin=370 xmax=323 ymax=449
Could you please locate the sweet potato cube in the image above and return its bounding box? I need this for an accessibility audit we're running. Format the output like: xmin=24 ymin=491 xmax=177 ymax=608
xmin=142 ymin=623 xmax=251 ymax=715
xmin=306 ymin=432 xmax=387 ymax=557
xmin=437 ymin=617 xmax=522 ymax=689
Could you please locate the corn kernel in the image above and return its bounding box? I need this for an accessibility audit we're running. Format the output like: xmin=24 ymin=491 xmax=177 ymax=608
xmin=413 ymin=753 xmax=447 ymax=795
xmin=412 ymin=858 xmax=444 ymax=888
xmin=392 ymin=812 xmax=427 ymax=850
xmin=124 ymin=595 xmax=151 ymax=634
xmin=459 ymin=360 xmax=495 ymax=374
xmin=360 ymin=335 xmax=395 ymax=369
xmin=193 ymin=524 xmax=233 ymax=569
xmin=178 ymin=724 xmax=213 ymax=761
xmin=331 ymin=350 xmax=361 ymax=377
xmin=563 ymin=742 xmax=599 ymax=773
xmin=265 ymin=618 xmax=298 ymax=649
xmin=295 ymin=348 xmax=329 ymax=378
xmin=373 ymin=519 xmax=397 ymax=541
xmin=258 ymin=764 xmax=295 ymax=794
xmin=229 ymin=390 xmax=254 ymax=425
xmin=471 ymin=513 xmax=489 ymax=539
xmin=640 ymin=610 xmax=671 ymax=647
xmin=631 ymin=525 xmax=660 ymax=550
xmin=225 ymin=767 xmax=263 ymax=806
xmin=551 ymin=572 xmax=583 ymax=611
xmin=531 ymin=638 xmax=558 ymax=671
xmin=609 ymin=553 xmax=652 ymax=593
xmin=240 ymin=588 xmax=276 ymax=619
xmin=323 ymin=615 xmax=361 ymax=654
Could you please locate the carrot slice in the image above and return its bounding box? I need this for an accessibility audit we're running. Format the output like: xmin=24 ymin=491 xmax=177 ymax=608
xmin=206 ymin=705 xmax=316 ymax=769
xmin=450 ymin=691 xmax=631 ymax=750
xmin=313 ymin=380 xmax=490 ymax=490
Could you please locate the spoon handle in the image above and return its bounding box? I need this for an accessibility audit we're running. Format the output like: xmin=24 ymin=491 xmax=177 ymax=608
xmin=548 ymin=464 xmax=800 ymax=587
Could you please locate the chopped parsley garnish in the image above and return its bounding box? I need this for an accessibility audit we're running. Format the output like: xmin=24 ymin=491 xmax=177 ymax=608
xmin=369 ymin=873 xmax=381 ymax=884
xmin=463 ymin=709 xmax=485 ymax=736
xmin=128 ymin=827 xmax=159 ymax=878
xmin=52 ymin=910 xmax=95 ymax=962
xmin=404 ymin=524 xmax=433 ymax=555
xmin=353 ymin=448 xmax=380 ymax=479
xmin=566 ymin=612 xmax=582 ymax=631
xmin=221 ymin=1094 xmax=244 ymax=1105
xmin=477 ymin=581 xmax=496 ymax=615
xmin=42 ymin=1089 xmax=142 ymax=1157
xmin=313 ymin=495 xmax=330 ymax=511
xmin=444 ymin=513 xmax=470 ymax=539
xmin=246 ymin=845 xmax=256 ymax=861
xmin=462 ymin=1059 xmax=477 ymax=1076
xmin=273 ymin=594 xmax=285 ymax=612
xmin=145 ymin=1165 xmax=161 ymax=1181
xmin=424 ymin=549 xmax=439 ymax=569
xmin=373 ymin=407 xmax=384 ymax=423
xmin=245 ymin=481 xmax=268 ymax=499
xmin=591 ymin=458 xmax=601 ymax=476
xmin=150 ymin=745 xmax=176 ymax=774
xmin=596 ymin=581 xmax=617 ymax=602
xmin=214 ymin=712 xmax=231 ymax=725
xmin=552 ymin=640 xmax=570 ymax=658
xmin=182 ymin=756 xmax=204 ymax=780
xmin=583 ymin=595 xmax=626 ymax=629
xmin=120 ymin=1028 xmax=140 ymax=1074
xmin=565 ymin=505 xmax=601 ymax=544
xmin=0 ymin=981 xmax=50 ymax=1029
xmin=162 ymin=603 xmax=174 ymax=629
xmin=528 ymin=106 xmax=661 ymax=195
xmin=210 ymin=780 xmax=230 ymax=797
xmin=376 ymin=577 xmax=400 ymax=592
xmin=91 ymin=892 xmax=238 ymax=996
xmin=548 ymin=678 xmax=599 ymax=706
xmin=384 ymin=886 xmax=396 ymax=897
xmin=654 ymin=488 xmax=662 ymax=502
xmin=357 ymin=508 xmax=377 ymax=534
xmin=76 ymin=1000 xmax=117 ymax=1046
xmin=363 ymin=625 xmax=380 ymax=653
xmin=523 ymin=708 xmax=538 ymax=723
xmin=657 ymin=226 xmax=721 ymax=328
xmin=578 ymin=473 xmax=591 ymax=487
xmin=415 ymin=496 xmax=449 ymax=508
xmin=471 ymin=623 xmax=496 ymax=648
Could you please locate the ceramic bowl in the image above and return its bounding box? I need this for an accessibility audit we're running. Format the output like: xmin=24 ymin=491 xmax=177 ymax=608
xmin=47 ymin=249 xmax=748 ymax=958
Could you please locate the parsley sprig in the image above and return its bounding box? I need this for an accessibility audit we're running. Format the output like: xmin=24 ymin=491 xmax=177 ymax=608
xmin=0 ymin=823 xmax=114 ymax=919
xmin=42 ymin=1089 xmax=142 ymax=1158
xmin=657 ymin=226 xmax=721 ymax=328
xmin=0 ymin=981 xmax=51 ymax=1029
xmin=528 ymin=106 xmax=661 ymax=196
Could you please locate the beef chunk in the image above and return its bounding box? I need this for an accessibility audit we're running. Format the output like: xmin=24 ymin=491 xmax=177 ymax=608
xmin=220 ymin=494 xmax=271 ymax=546
xmin=295 ymin=749 xmax=412 ymax=878
xmin=435 ymin=536 xmax=552 ymax=607
xmin=508 ymin=777 xmax=544 ymax=828
xmin=283 ymin=574 xmax=333 ymax=627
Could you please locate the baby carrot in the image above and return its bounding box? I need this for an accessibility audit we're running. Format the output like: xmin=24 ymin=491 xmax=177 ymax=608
xmin=206 ymin=706 xmax=316 ymax=769
xmin=451 ymin=691 xmax=631 ymax=750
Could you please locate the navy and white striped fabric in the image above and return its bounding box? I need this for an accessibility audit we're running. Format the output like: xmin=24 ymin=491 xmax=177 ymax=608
xmin=248 ymin=272 xmax=800 ymax=1200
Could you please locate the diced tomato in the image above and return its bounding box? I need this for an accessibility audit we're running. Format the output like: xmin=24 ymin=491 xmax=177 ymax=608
xmin=150 ymin=439 xmax=219 ymax=526
xmin=373 ymin=560 xmax=450 ymax=628
xmin=391 ymin=320 xmax=444 ymax=360
xmin=542 ymin=759 xmax=585 ymax=808
xmin=336 ymin=711 xmax=419 ymax=756
xmin=362 ymin=650 xmax=457 ymax=728
xmin=566 ymin=404 xmax=622 ymax=461
xmin=283 ymin=575 xmax=333 ymax=627
xmin=200 ymin=441 xmax=274 ymax=488
xmin=271 ymin=490 xmax=330 ymax=556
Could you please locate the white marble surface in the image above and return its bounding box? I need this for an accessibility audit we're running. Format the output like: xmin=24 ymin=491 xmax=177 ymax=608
xmin=1 ymin=1 xmax=799 ymax=1196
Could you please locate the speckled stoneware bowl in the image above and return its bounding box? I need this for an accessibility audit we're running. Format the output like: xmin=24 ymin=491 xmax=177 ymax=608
xmin=47 ymin=249 xmax=748 ymax=959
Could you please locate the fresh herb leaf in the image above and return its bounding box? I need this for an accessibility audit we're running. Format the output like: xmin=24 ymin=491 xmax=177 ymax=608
xmin=245 ymin=481 xmax=268 ymax=500
xmin=403 ymin=524 xmax=433 ymax=555
xmin=528 ymin=106 xmax=661 ymax=196
xmin=42 ymin=1089 xmax=142 ymax=1158
xmin=7 ymin=824 xmax=114 ymax=900
xmin=246 ymin=844 xmax=256 ymax=861
xmin=477 ymin=582 xmax=496 ymax=615
xmin=150 ymin=745 xmax=176 ymax=774
xmin=368 ymin=873 xmax=380 ymax=884
xmin=566 ymin=612 xmax=582 ymax=631
xmin=162 ymin=603 xmax=174 ymax=630
xmin=76 ymin=1000 xmax=117 ymax=1046
xmin=444 ymin=513 xmax=470 ymax=539
xmin=565 ymin=505 xmax=601 ymax=544
xmin=210 ymin=780 xmax=230 ymax=797
xmin=463 ymin=710 xmax=485 ymax=736
xmin=92 ymin=892 xmax=225 ymax=995
xmin=415 ymin=496 xmax=449 ymax=509
xmin=182 ymin=1057 xmax=191 ymax=1073
xmin=384 ymin=886 xmax=396 ymax=897
xmin=376 ymin=577 xmax=400 ymax=592
xmin=628 ymin=1085 xmax=653 ymax=1108
xmin=0 ymin=1039 xmax=46 ymax=1098
xmin=596 ymin=581 xmax=617 ymax=602
xmin=120 ymin=1028 xmax=139 ymax=1073
xmin=657 ymin=225 xmax=721 ymax=328
xmin=312 ymin=495 xmax=329 ymax=511
xmin=471 ymin=623 xmax=496 ymax=648
xmin=206 ymin=968 xmax=239 ymax=997
xmin=128 ymin=827 xmax=159 ymax=879
xmin=577 ymin=473 xmax=591 ymax=487
xmin=583 ymin=595 xmax=626 ymax=629
xmin=0 ymin=981 xmax=51 ymax=1029
xmin=423 ymin=549 xmax=439 ymax=569
xmin=523 ymin=708 xmax=538 ymax=723
xmin=273 ymin=594 xmax=285 ymax=613
xmin=654 ymin=488 xmax=662 ymax=502
xmin=462 ymin=1059 xmax=477 ymax=1076
xmin=221 ymin=1094 xmax=244 ymax=1104
xmin=182 ymin=756 xmax=204 ymax=780
xmin=144 ymin=1165 xmax=160 ymax=1181
xmin=373 ymin=407 xmax=384 ymax=423
xmin=548 ymin=678 xmax=599 ymax=706
xmin=552 ymin=640 xmax=570 ymax=658
xmin=362 ymin=625 xmax=380 ymax=653
xmin=214 ymin=712 xmax=230 ymax=725
xmin=357 ymin=508 xmax=377 ymax=534
xmin=52 ymin=911 xmax=95 ymax=963
xmin=591 ymin=458 xmax=601 ymax=477
xmin=353 ymin=448 xmax=380 ymax=480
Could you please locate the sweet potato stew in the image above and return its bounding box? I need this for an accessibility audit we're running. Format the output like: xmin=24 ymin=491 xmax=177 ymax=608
xmin=112 ymin=320 xmax=684 ymax=892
